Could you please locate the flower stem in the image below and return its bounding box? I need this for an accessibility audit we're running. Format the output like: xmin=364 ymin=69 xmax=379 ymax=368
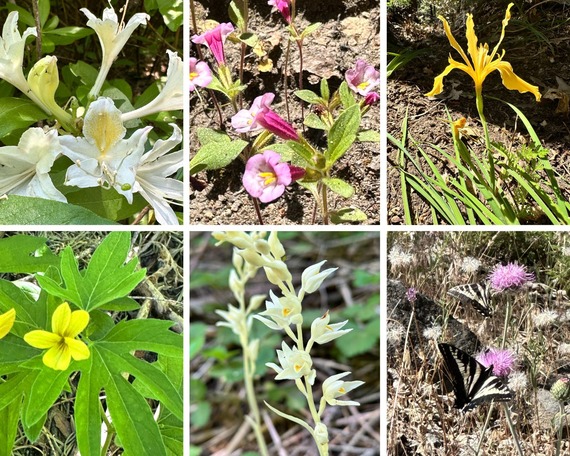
xmin=503 ymin=403 xmax=524 ymax=456
xmin=555 ymin=402 xmax=564 ymax=456
xmin=321 ymin=183 xmax=329 ymax=225
xmin=500 ymin=299 xmax=512 ymax=349
xmin=475 ymin=90 xmax=496 ymax=194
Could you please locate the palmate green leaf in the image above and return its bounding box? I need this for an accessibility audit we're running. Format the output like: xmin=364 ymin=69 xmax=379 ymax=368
xmin=0 ymin=235 xmax=59 ymax=273
xmin=0 ymin=196 xmax=116 ymax=225
xmin=0 ymin=283 xmax=52 ymax=336
xmin=0 ymin=396 xmax=20 ymax=456
xmin=0 ymin=98 xmax=46 ymax=139
xmin=0 ymin=371 xmax=37 ymax=411
xmin=76 ymin=319 xmax=183 ymax=456
xmin=190 ymin=139 xmax=248 ymax=175
xmin=36 ymin=232 xmax=146 ymax=311
xmin=326 ymin=104 xmax=361 ymax=165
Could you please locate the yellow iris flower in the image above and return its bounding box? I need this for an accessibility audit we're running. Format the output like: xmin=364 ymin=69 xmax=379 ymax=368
xmin=0 ymin=308 xmax=16 ymax=339
xmin=24 ymin=302 xmax=90 ymax=371
xmin=426 ymin=3 xmax=541 ymax=101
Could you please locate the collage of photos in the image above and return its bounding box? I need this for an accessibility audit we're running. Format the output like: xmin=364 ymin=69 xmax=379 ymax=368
xmin=0 ymin=0 xmax=570 ymax=455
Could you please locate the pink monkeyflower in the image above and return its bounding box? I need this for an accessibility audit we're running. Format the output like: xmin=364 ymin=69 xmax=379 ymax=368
xmin=477 ymin=347 xmax=516 ymax=377
xmin=191 ymin=22 xmax=234 ymax=65
xmin=256 ymin=109 xmax=299 ymax=141
xmin=364 ymin=91 xmax=380 ymax=106
xmin=268 ymin=0 xmax=291 ymax=24
xmin=231 ymin=92 xmax=299 ymax=141
xmin=231 ymin=93 xmax=275 ymax=133
xmin=488 ymin=263 xmax=534 ymax=292
xmin=243 ymin=150 xmax=303 ymax=202
xmin=189 ymin=57 xmax=212 ymax=91
xmin=345 ymin=59 xmax=380 ymax=96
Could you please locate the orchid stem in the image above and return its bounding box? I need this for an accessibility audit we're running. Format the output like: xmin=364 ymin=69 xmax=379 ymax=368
xmin=321 ymin=183 xmax=329 ymax=225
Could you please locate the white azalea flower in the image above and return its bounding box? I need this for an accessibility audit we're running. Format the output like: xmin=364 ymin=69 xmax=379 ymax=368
xmin=60 ymin=97 xmax=151 ymax=201
xmin=81 ymin=6 xmax=149 ymax=97
xmin=132 ymin=123 xmax=183 ymax=225
xmin=121 ymin=50 xmax=183 ymax=122
xmin=0 ymin=127 xmax=65 ymax=202
xmin=322 ymin=372 xmax=364 ymax=406
xmin=0 ymin=11 xmax=50 ymax=112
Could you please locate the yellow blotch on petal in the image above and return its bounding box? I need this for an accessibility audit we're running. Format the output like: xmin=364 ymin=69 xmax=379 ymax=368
xmin=426 ymin=3 xmax=541 ymax=101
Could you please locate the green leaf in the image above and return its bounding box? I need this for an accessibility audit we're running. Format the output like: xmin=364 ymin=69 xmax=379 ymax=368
xmin=237 ymin=32 xmax=258 ymax=47
xmin=98 ymin=346 xmax=183 ymax=419
xmin=303 ymin=113 xmax=328 ymax=130
xmin=336 ymin=318 xmax=379 ymax=357
xmin=357 ymin=130 xmax=381 ymax=142
xmin=0 ymin=98 xmax=47 ymax=139
xmin=300 ymin=22 xmax=322 ymax=39
xmin=0 ymin=235 xmax=59 ymax=273
xmin=99 ymin=319 xmax=183 ymax=357
xmin=322 ymin=177 xmax=354 ymax=198
xmin=0 ymin=371 xmax=37 ymax=411
xmin=24 ymin=365 xmax=73 ymax=426
xmin=36 ymin=232 xmax=146 ymax=311
xmin=190 ymin=139 xmax=248 ymax=175
xmin=105 ymin=366 xmax=167 ymax=456
xmin=75 ymin=357 xmax=102 ymax=456
xmin=294 ymin=90 xmax=323 ymax=105
xmin=326 ymin=104 xmax=361 ymax=164
xmin=228 ymin=0 xmax=246 ymax=31
xmin=157 ymin=0 xmax=183 ymax=31
xmin=0 ymin=396 xmax=21 ymax=456
xmin=286 ymin=140 xmax=314 ymax=167
xmin=0 ymin=196 xmax=117 ymax=225
xmin=196 ymin=128 xmax=231 ymax=145
xmin=43 ymin=26 xmax=93 ymax=45
xmin=22 ymin=412 xmax=46 ymax=442
xmin=339 ymin=81 xmax=356 ymax=108
xmin=330 ymin=207 xmax=368 ymax=223
xmin=96 ymin=297 xmax=141 ymax=312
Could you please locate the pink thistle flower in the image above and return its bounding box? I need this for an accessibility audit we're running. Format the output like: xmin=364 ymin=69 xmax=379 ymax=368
xmin=406 ymin=287 xmax=417 ymax=303
xmin=256 ymin=109 xmax=299 ymax=141
xmin=268 ymin=0 xmax=291 ymax=24
xmin=345 ymin=59 xmax=380 ymax=96
xmin=189 ymin=57 xmax=212 ymax=91
xmin=477 ymin=347 xmax=516 ymax=377
xmin=243 ymin=150 xmax=301 ymax=202
xmin=364 ymin=91 xmax=380 ymax=106
xmin=488 ymin=263 xmax=534 ymax=292
xmin=191 ymin=22 xmax=234 ymax=65
xmin=231 ymin=93 xmax=275 ymax=133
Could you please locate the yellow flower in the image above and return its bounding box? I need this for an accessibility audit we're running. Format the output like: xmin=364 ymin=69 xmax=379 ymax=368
xmin=24 ymin=302 xmax=90 ymax=371
xmin=426 ymin=3 xmax=541 ymax=101
xmin=0 ymin=308 xmax=16 ymax=339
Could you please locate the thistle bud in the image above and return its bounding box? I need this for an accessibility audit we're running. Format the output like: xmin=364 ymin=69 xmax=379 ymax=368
xmin=550 ymin=377 xmax=570 ymax=402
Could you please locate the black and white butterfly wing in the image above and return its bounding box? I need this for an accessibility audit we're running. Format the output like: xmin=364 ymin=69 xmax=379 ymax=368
xmin=448 ymin=283 xmax=492 ymax=317
xmin=438 ymin=343 xmax=512 ymax=412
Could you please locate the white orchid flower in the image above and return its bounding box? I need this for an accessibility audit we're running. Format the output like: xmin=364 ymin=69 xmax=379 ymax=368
xmin=81 ymin=6 xmax=149 ymax=97
xmin=0 ymin=127 xmax=65 ymax=202
xmin=121 ymin=50 xmax=183 ymax=122
xmin=322 ymin=372 xmax=364 ymax=406
xmin=266 ymin=341 xmax=316 ymax=384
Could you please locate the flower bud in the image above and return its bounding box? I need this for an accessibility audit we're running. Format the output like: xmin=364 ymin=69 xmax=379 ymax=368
xmin=27 ymin=56 xmax=72 ymax=127
xmin=550 ymin=377 xmax=570 ymax=402
xmin=249 ymin=294 xmax=266 ymax=311
xmin=268 ymin=231 xmax=286 ymax=259
xmin=301 ymin=260 xmax=337 ymax=294
xmin=264 ymin=261 xmax=292 ymax=285
xmin=314 ymin=423 xmax=329 ymax=446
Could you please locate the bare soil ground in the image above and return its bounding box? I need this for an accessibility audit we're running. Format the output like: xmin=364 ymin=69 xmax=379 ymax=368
xmin=190 ymin=0 xmax=380 ymax=225
xmin=387 ymin=1 xmax=570 ymax=224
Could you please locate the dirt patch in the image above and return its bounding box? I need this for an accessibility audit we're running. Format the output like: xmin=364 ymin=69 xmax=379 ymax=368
xmin=190 ymin=0 xmax=380 ymax=225
xmin=388 ymin=2 xmax=570 ymax=224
